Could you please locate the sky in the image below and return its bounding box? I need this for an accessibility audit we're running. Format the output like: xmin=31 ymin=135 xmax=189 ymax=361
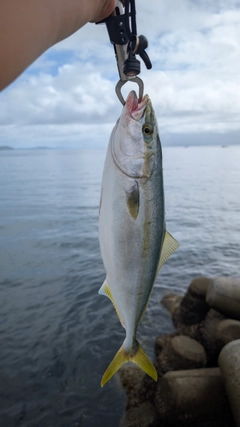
xmin=0 ymin=0 xmax=240 ymax=148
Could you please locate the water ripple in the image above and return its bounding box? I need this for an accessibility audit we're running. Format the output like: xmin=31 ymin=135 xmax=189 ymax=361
xmin=1 ymin=146 xmax=240 ymax=426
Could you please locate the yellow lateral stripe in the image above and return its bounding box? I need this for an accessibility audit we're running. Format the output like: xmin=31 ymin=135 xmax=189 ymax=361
xmin=140 ymin=230 xmax=180 ymax=322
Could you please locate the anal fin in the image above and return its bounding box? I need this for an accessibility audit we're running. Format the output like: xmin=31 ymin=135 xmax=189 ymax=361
xmin=98 ymin=279 xmax=125 ymax=328
xmin=98 ymin=279 xmax=112 ymax=300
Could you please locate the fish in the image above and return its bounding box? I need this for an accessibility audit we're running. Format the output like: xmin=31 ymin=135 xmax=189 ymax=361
xmin=98 ymin=90 xmax=179 ymax=387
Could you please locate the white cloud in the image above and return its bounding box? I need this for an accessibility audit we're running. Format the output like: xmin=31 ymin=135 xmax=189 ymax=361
xmin=0 ymin=0 xmax=240 ymax=147
xmin=0 ymin=63 xmax=118 ymax=125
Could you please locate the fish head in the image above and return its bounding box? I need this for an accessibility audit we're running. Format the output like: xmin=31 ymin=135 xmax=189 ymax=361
xmin=111 ymin=90 xmax=161 ymax=179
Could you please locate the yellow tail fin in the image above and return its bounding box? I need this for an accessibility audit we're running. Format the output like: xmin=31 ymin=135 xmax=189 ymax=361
xmin=101 ymin=341 xmax=157 ymax=387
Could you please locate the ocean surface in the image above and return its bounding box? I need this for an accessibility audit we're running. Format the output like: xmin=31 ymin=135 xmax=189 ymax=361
xmin=0 ymin=145 xmax=240 ymax=427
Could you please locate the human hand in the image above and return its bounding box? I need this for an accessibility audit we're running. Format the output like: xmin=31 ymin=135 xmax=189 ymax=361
xmin=89 ymin=0 xmax=116 ymax=23
xmin=0 ymin=0 xmax=117 ymax=90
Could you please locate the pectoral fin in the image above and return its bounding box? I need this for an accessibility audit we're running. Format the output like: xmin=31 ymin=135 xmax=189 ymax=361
xmin=126 ymin=181 xmax=139 ymax=220
xmin=157 ymin=230 xmax=179 ymax=275
xmin=98 ymin=279 xmax=125 ymax=328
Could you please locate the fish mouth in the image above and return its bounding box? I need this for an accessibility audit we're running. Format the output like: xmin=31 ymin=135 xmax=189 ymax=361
xmin=125 ymin=91 xmax=150 ymax=122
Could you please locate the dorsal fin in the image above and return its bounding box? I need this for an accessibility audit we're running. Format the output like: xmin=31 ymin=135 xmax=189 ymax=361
xmin=157 ymin=230 xmax=179 ymax=275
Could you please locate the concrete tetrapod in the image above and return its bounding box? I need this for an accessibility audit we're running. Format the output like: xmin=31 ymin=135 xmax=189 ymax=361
xmin=172 ymin=277 xmax=211 ymax=327
xmin=218 ymin=339 xmax=240 ymax=427
xmin=206 ymin=277 xmax=240 ymax=320
xmin=155 ymin=335 xmax=207 ymax=374
xmin=161 ymin=294 xmax=183 ymax=315
xmin=202 ymin=309 xmax=240 ymax=365
xmin=155 ymin=368 xmax=234 ymax=426
xmin=218 ymin=319 xmax=240 ymax=343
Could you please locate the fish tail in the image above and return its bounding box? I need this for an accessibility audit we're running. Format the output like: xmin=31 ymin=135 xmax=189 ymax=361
xmin=101 ymin=340 xmax=157 ymax=387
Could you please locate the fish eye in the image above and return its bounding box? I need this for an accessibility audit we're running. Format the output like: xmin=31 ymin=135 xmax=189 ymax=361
xmin=142 ymin=123 xmax=153 ymax=136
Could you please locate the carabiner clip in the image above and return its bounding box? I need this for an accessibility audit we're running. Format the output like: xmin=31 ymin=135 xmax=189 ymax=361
xmin=114 ymin=37 xmax=144 ymax=105
xmin=97 ymin=0 xmax=151 ymax=105
xmin=115 ymin=75 xmax=144 ymax=106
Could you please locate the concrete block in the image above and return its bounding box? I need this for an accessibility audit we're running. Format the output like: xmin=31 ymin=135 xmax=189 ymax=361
xmin=173 ymin=277 xmax=211 ymax=326
xmin=155 ymin=368 xmax=234 ymax=426
xmin=219 ymin=339 xmax=240 ymax=427
xmin=161 ymin=294 xmax=183 ymax=315
xmin=155 ymin=335 xmax=207 ymax=375
xmin=206 ymin=277 xmax=240 ymax=320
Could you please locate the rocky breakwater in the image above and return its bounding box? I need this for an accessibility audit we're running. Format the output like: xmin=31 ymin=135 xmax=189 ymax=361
xmin=119 ymin=277 xmax=240 ymax=427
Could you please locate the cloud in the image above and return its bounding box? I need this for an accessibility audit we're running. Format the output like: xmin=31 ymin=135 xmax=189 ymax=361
xmin=0 ymin=63 xmax=118 ymax=125
xmin=0 ymin=0 xmax=240 ymax=147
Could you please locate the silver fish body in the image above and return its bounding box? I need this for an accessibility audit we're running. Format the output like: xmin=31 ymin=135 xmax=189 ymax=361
xmin=99 ymin=91 xmax=178 ymax=386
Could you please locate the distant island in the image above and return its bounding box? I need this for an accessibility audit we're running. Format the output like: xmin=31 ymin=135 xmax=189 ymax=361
xmin=0 ymin=146 xmax=54 ymax=151
xmin=0 ymin=146 xmax=14 ymax=150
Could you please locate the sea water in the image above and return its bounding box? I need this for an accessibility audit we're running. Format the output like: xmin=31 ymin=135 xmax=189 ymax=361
xmin=0 ymin=146 xmax=240 ymax=426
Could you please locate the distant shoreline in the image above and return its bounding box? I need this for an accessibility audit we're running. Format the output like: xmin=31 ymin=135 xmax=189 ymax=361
xmin=0 ymin=144 xmax=239 ymax=151
xmin=0 ymin=146 xmax=14 ymax=150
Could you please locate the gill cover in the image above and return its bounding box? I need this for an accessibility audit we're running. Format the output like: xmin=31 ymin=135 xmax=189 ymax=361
xmin=111 ymin=91 xmax=156 ymax=178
